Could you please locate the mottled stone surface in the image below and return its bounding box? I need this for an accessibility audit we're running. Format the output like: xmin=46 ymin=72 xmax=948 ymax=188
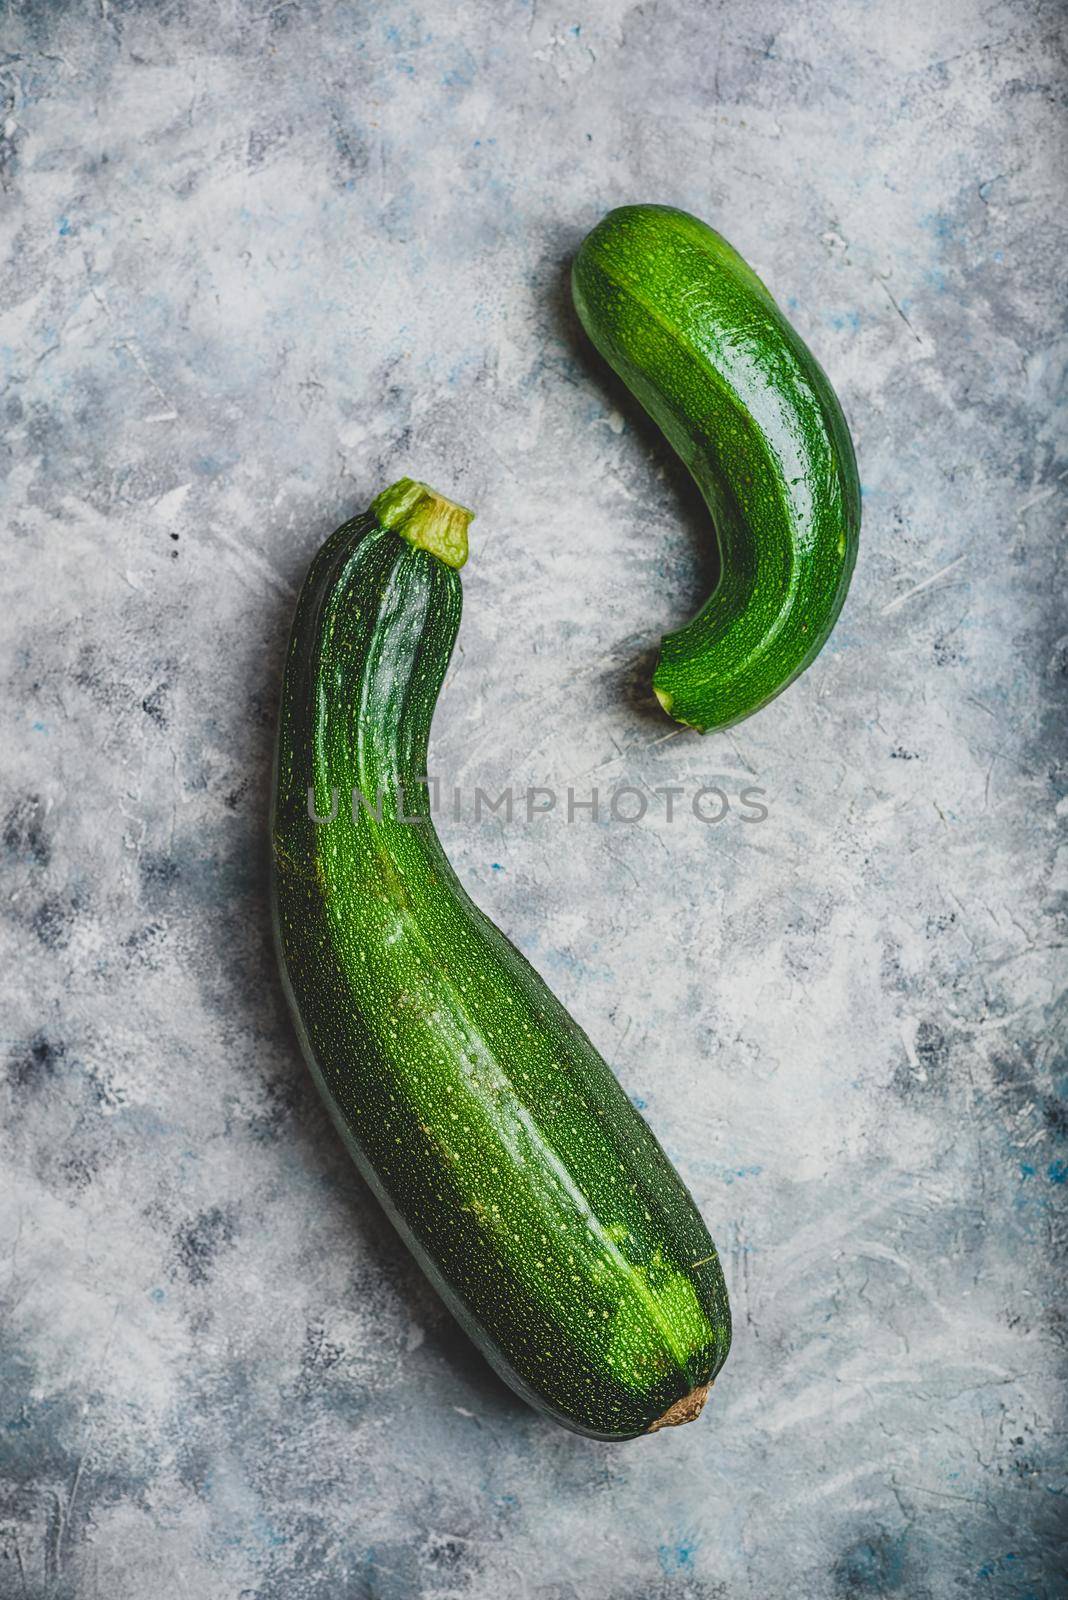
xmin=1 ymin=1 xmax=1065 ymax=1596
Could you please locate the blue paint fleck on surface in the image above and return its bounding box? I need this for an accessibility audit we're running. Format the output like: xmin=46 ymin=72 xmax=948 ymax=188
xmin=658 ymin=1538 xmax=697 ymax=1574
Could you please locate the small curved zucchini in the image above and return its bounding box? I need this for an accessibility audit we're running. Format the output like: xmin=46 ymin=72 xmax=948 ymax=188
xmin=572 ymin=204 xmax=861 ymax=733
xmin=272 ymin=479 xmax=730 ymax=1440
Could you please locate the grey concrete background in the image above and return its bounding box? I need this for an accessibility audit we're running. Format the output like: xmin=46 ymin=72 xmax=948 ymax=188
xmin=1 ymin=1 xmax=1065 ymax=1596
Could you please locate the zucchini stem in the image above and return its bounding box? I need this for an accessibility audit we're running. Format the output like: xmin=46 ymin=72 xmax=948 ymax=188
xmin=371 ymin=477 xmax=474 ymax=569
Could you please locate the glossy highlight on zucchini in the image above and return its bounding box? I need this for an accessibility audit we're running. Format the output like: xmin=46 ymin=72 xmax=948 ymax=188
xmin=271 ymin=478 xmax=731 ymax=1440
xmin=572 ymin=203 xmax=861 ymax=733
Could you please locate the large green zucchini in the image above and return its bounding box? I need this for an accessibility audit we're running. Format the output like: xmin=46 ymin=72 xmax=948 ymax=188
xmin=572 ymin=203 xmax=861 ymax=733
xmin=271 ymin=478 xmax=730 ymax=1439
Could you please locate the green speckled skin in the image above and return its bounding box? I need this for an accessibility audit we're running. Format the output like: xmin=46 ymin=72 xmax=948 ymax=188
xmin=572 ymin=204 xmax=861 ymax=733
xmin=271 ymin=492 xmax=731 ymax=1440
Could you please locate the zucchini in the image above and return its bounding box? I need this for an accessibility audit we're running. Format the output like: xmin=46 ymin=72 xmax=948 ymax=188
xmin=572 ymin=203 xmax=861 ymax=733
xmin=272 ymin=478 xmax=730 ymax=1439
